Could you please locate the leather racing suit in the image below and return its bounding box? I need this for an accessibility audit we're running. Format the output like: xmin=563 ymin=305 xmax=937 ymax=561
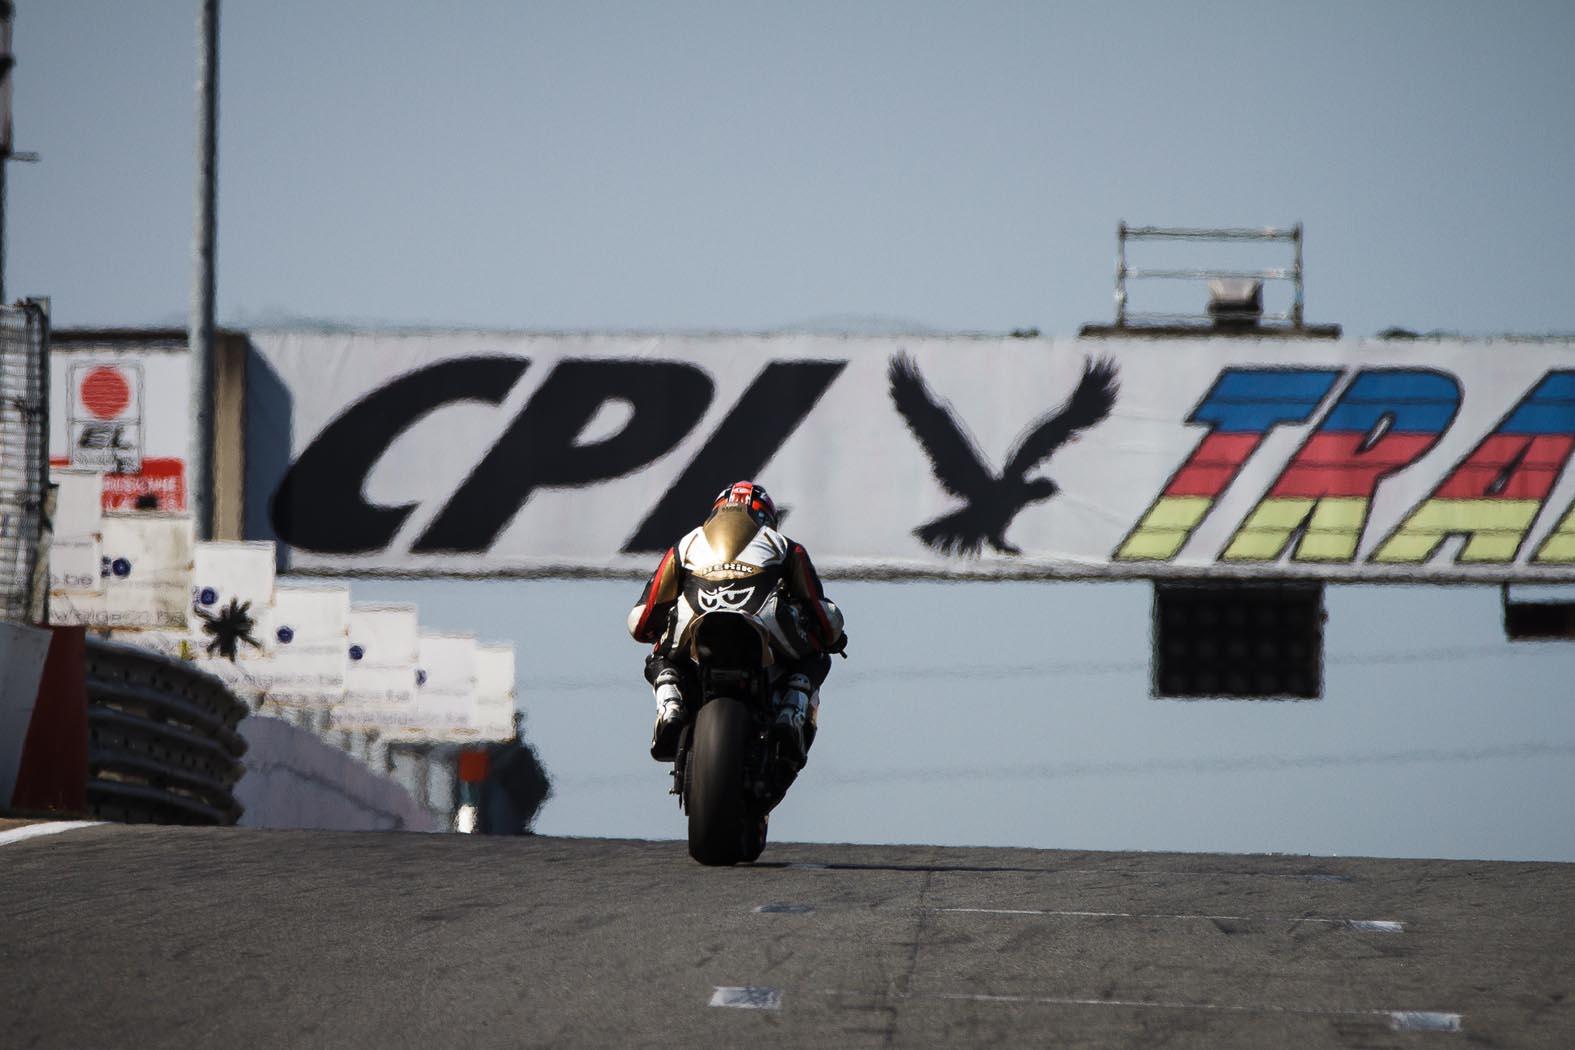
xmin=628 ymin=503 xmax=845 ymax=761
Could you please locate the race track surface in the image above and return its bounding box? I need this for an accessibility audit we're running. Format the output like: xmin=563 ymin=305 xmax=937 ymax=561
xmin=2 ymin=826 xmax=1571 ymax=1048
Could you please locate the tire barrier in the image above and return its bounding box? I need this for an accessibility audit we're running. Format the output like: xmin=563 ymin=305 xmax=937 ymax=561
xmin=85 ymin=637 xmax=249 ymax=825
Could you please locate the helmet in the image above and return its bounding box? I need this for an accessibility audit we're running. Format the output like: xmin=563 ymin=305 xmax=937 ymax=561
xmin=711 ymin=481 xmax=778 ymax=528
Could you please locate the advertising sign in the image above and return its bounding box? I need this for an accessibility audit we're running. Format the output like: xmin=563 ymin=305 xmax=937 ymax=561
xmin=50 ymin=347 xmax=189 ymax=512
xmin=247 ymin=331 xmax=1575 ymax=582
xmin=67 ymin=360 xmax=143 ymax=473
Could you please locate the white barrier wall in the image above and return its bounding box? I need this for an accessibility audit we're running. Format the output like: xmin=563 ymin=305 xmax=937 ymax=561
xmin=44 ymin=478 xmax=517 ymax=746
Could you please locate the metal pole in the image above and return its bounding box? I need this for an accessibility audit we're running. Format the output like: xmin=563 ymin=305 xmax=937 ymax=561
xmin=189 ymin=0 xmax=218 ymax=539
xmin=31 ymin=298 xmax=48 ymax=624
xmin=0 ymin=0 xmax=13 ymax=306
xmin=1115 ymin=221 xmax=1128 ymax=326
xmin=0 ymin=154 xmax=7 ymax=305
xmin=1292 ymin=222 xmax=1304 ymax=328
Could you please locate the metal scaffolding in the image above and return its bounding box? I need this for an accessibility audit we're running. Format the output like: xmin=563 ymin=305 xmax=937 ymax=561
xmin=0 ymin=299 xmax=48 ymax=622
xmin=1113 ymin=222 xmax=1305 ymax=329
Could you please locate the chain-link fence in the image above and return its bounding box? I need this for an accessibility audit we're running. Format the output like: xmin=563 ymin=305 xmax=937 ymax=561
xmin=0 ymin=300 xmax=49 ymax=623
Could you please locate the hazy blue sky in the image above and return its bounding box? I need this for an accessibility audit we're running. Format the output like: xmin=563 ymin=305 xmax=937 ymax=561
xmin=10 ymin=2 xmax=1575 ymax=859
xmin=11 ymin=1 xmax=1575 ymax=336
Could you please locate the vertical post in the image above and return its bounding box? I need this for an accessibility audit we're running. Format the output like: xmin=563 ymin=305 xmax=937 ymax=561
xmin=1292 ymin=222 xmax=1304 ymax=329
xmin=189 ymin=0 xmax=219 ymax=539
xmin=0 ymin=155 xmax=7 ymax=305
xmin=0 ymin=0 xmax=14 ymax=306
xmin=1115 ymin=221 xmax=1128 ymax=327
xmin=30 ymin=298 xmax=47 ymax=624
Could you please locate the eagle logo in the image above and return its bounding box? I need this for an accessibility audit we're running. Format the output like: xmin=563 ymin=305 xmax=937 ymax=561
xmin=888 ymin=352 xmax=1119 ymax=556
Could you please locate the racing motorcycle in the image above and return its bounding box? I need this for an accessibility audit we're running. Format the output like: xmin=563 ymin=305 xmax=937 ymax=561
xmin=670 ymin=605 xmax=811 ymax=866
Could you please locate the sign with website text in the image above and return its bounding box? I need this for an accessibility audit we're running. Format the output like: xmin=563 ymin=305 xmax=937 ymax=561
xmin=247 ymin=331 xmax=1575 ymax=582
xmin=50 ymin=347 xmax=189 ymax=513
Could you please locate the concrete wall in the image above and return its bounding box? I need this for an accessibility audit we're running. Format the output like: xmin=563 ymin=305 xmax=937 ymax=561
xmin=236 ymin=715 xmax=439 ymax=832
xmin=0 ymin=621 xmax=52 ymax=808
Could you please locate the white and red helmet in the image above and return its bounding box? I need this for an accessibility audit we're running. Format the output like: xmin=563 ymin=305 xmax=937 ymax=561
xmin=711 ymin=480 xmax=778 ymax=528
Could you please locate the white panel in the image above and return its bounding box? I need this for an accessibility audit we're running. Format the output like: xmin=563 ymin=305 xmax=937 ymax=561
xmin=409 ymin=633 xmax=479 ymax=742
xmin=336 ymin=603 xmax=419 ymax=733
xmin=47 ymin=470 xmax=105 ymax=602
xmin=51 ymin=469 xmax=105 ymax=536
xmin=52 ymin=514 xmax=194 ymax=629
xmin=473 ymin=642 xmax=517 ymax=743
xmin=189 ymin=541 xmax=277 ymax=658
xmin=248 ymin=586 xmax=350 ymax=711
xmin=247 ymin=331 xmax=1575 ymax=582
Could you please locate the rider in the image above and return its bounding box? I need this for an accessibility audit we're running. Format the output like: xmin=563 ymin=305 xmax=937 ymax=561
xmin=628 ymin=480 xmax=845 ymax=766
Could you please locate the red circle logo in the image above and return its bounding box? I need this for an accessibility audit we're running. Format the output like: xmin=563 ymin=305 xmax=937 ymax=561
xmin=81 ymin=366 xmax=132 ymax=420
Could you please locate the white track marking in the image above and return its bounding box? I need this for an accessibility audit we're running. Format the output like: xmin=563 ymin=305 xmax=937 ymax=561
xmin=1390 ymin=1011 xmax=1464 ymax=1032
xmin=1064 ymin=868 xmax=1351 ymax=882
xmin=934 ymin=993 xmax=1460 ymax=1031
xmin=1346 ymin=919 xmax=1406 ymax=933
xmin=0 ymin=821 xmax=104 ymax=848
xmin=937 ymin=907 xmax=1404 ymax=931
xmin=709 ymin=986 xmax=782 ymax=1010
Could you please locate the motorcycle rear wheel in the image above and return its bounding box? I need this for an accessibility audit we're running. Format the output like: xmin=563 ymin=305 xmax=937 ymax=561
xmin=686 ymin=697 xmax=753 ymax=866
xmin=742 ymin=812 xmax=768 ymax=863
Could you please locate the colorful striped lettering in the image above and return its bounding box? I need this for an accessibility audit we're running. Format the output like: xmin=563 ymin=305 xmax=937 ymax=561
xmin=1223 ymin=370 xmax=1460 ymax=562
xmin=1376 ymin=372 xmax=1575 ymax=564
xmin=1114 ymin=369 xmax=1340 ymax=561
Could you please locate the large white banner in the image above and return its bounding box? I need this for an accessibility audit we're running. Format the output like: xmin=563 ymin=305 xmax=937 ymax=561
xmin=247 ymin=331 xmax=1575 ymax=581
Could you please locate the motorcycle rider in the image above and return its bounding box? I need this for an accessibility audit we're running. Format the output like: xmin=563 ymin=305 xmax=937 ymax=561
xmin=628 ymin=481 xmax=845 ymax=766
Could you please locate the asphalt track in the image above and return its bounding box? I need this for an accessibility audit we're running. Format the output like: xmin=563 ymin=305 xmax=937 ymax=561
xmin=2 ymin=826 xmax=1572 ymax=1048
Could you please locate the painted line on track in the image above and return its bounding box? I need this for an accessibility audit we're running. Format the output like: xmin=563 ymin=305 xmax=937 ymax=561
xmin=930 ymin=993 xmax=1460 ymax=1033
xmin=0 ymin=821 xmax=104 ymax=848
xmin=937 ymin=907 xmax=1404 ymax=931
xmin=1053 ymin=867 xmax=1353 ymax=883
xmin=709 ymin=986 xmax=783 ymax=1010
xmin=769 ymin=860 xmax=1352 ymax=882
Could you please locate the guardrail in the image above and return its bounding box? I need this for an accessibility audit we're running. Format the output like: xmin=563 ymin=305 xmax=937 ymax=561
xmin=85 ymin=637 xmax=249 ymax=825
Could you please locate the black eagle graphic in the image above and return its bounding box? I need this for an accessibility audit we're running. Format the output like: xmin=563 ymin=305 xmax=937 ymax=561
xmin=888 ymin=352 xmax=1119 ymax=556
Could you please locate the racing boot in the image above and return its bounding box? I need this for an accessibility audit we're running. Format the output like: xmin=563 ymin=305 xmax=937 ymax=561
xmin=771 ymin=673 xmax=814 ymax=768
xmin=649 ymin=671 xmax=687 ymax=762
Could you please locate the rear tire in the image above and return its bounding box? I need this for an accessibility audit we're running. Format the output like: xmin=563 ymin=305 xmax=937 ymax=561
xmin=687 ymin=697 xmax=753 ymax=866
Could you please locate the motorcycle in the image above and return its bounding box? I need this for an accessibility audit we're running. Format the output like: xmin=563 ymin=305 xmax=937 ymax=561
xmin=671 ymin=609 xmax=809 ymax=866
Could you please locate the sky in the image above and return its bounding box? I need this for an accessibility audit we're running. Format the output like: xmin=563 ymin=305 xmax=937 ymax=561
xmin=11 ymin=1 xmax=1575 ymax=337
xmin=10 ymin=2 xmax=1575 ymax=859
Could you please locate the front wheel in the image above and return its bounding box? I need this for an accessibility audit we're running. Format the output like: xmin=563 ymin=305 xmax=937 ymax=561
xmin=686 ymin=697 xmax=754 ymax=866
